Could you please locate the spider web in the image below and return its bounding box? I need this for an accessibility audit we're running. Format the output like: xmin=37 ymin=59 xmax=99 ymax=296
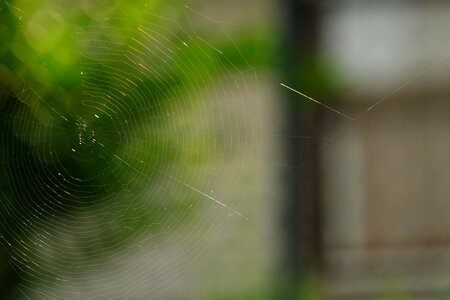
xmin=0 ymin=2 xmax=260 ymax=298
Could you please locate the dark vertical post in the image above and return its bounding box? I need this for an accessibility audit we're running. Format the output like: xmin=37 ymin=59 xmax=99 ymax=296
xmin=276 ymin=0 xmax=323 ymax=298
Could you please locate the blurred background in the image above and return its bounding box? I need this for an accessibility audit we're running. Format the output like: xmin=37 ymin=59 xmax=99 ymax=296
xmin=2 ymin=0 xmax=450 ymax=299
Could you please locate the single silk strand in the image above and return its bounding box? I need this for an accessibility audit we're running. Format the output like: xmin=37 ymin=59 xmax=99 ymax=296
xmin=280 ymin=83 xmax=354 ymax=121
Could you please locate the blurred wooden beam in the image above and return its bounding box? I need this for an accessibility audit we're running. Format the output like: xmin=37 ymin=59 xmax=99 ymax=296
xmin=276 ymin=0 xmax=323 ymax=298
